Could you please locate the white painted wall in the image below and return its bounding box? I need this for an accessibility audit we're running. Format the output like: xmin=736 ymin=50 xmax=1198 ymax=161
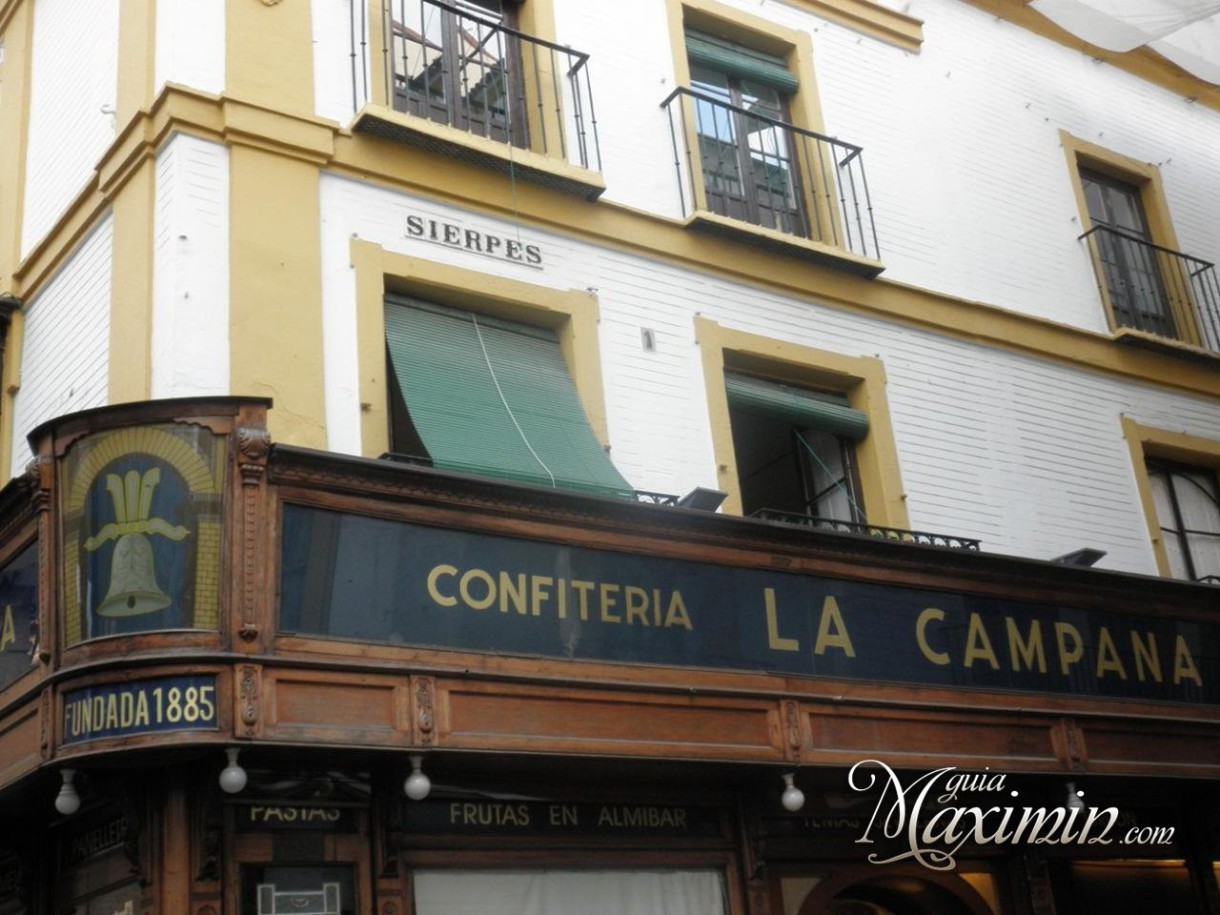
xmin=553 ymin=0 xmax=1220 ymax=332
xmin=10 ymin=217 xmax=113 ymax=474
xmin=313 ymin=0 xmax=365 ymax=124
xmin=22 ymin=0 xmax=119 ymax=258
xmin=309 ymin=0 xmax=1220 ymax=333
xmin=151 ymin=135 xmax=230 ymax=398
xmin=318 ymin=176 xmax=1220 ymax=576
xmin=155 ymin=0 xmax=225 ymax=97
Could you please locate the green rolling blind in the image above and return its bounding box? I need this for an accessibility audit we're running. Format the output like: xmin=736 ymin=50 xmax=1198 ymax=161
xmin=725 ymin=372 xmax=869 ymax=440
xmin=385 ymin=295 xmax=635 ymax=498
xmin=685 ymin=31 xmax=799 ymax=94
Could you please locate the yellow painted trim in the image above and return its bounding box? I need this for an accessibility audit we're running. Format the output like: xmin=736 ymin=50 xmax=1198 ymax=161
xmin=1121 ymin=417 xmax=1220 ymax=578
xmin=352 ymin=104 xmax=606 ymax=196
xmin=1060 ymin=131 xmax=1201 ymax=347
xmin=352 ymin=240 xmax=609 ymax=461
xmin=226 ymin=0 xmax=314 ymax=115
xmin=0 ymin=310 xmax=24 ymax=480
xmin=229 ymin=146 xmax=326 ymax=448
xmin=695 ymin=315 xmax=909 ymax=527
xmin=960 ymin=0 xmax=1220 ymax=112
xmin=116 ymin=0 xmax=156 ymax=122
xmin=9 ymin=86 xmax=1220 ymax=416
xmin=0 ymin=0 xmax=32 ymax=475
xmin=778 ymin=0 xmax=923 ymax=53
xmin=0 ymin=0 xmax=25 ymax=35
xmin=108 ymin=159 xmax=155 ymax=402
xmin=687 ymin=210 xmax=882 ymax=275
xmin=0 ymin=0 xmax=33 ymax=289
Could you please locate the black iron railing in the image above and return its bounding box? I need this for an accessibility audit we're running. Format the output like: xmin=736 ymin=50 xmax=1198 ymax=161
xmin=661 ymin=87 xmax=879 ymax=261
xmin=634 ymin=490 xmax=680 ymax=506
xmin=355 ymin=0 xmax=601 ymax=170
xmin=1079 ymin=225 xmax=1220 ymax=353
xmin=750 ymin=508 xmax=980 ymax=550
xmin=1197 ymin=575 xmax=1220 ymax=586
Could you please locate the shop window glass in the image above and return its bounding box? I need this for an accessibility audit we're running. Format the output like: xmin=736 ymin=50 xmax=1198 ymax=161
xmin=413 ymin=869 xmax=726 ymax=915
xmin=0 ymin=542 xmax=38 ymax=691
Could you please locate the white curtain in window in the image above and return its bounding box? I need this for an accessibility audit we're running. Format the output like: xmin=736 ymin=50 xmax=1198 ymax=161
xmin=414 ymin=869 xmax=726 ymax=915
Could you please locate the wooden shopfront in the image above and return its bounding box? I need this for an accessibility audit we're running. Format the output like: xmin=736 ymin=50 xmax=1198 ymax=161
xmin=0 ymin=398 xmax=1215 ymax=915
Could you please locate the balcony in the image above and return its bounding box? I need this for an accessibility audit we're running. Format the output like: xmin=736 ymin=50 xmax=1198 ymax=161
xmin=661 ymin=87 xmax=882 ymax=276
xmin=1080 ymin=225 xmax=1220 ymax=358
xmin=749 ymin=508 xmax=981 ymax=550
xmin=352 ymin=0 xmax=604 ymax=199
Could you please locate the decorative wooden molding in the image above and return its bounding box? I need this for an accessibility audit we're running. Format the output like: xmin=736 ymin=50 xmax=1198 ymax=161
xmin=235 ymin=426 xmax=271 ymax=650
xmin=413 ymin=676 xmax=436 ymax=746
xmin=238 ymin=665 xmax=261 ymax=737
xmin=38 ymin=688 xmax=50 ymax=760
xmin=1054 ymin=716 xmax=1087 ymax=771
xmin=781 ymin=700 xmax=802 ymax=760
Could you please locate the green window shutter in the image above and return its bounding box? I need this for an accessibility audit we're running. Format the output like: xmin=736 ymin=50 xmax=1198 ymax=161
xmin=685 ymin=31 xmax=799 ymax=95
xmin=725 ymin=372 xmax=869 ymax=440
xmin=385 ymin=295 xmax=635 ymax=499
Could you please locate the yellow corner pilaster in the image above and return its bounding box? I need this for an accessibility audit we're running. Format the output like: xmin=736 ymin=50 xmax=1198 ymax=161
xmin=227 ymin=0 xmax=315 ymax=114
xmin=117 ymin=0 xmax=156 ymax=122
xmin=0 ymin=2 xmax=34 ymax=479
xmin=229 ymin=146 xmax=326 ymax=448
xmin=0 ymin=0 xmax=33 ymax=287
xmin=0 ymin=310 xmax=24 ymax=481
xmin=108 ymin=159 xmax=156 ymax=403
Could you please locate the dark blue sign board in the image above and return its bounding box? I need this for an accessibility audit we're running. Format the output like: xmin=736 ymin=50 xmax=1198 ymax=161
xmin=0 ymin=543 xmax=38 ymax=693
xmin=279 ymin=506 xmax=1218 ymax=705
xmin=62 ymin=676 xmax=219 ymax=744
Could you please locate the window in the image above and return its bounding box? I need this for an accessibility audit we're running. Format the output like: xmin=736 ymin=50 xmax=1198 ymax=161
xmin=413 ymin=869 xmax=726 ymax=915
xmin=1079 ymin=169 xmax=1175 ymax=338
xmin=1121 ymin=417 xmax=1220 ymax=582
xmin=659 ymin=0 xmax=882 ymax=265
xmin=1061 ymin=132 xmax=1212 ymax=349
xmin=391 ymin=0 xmax=526 ymax=147
xmin=384 ymin=294 xmax=633 ymax=498
xmin=695 ymin=317 xmax=909 ymax=528
xmin=687 ymin=33 xmax=805 ymax=236
xmin=725 ymin=372 xmax=866 ymax=523
xmin=1147 ymin=460 xmax=1220 ymax=581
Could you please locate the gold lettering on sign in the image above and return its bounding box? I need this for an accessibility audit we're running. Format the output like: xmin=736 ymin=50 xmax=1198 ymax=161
xmin=426 ymin=564 xmax=694 ymax=631
xmin=916 ymin=608 xmax=949 ymax=665
xmin=764 ymin=589 xmax=799 ymax=652
xmin=813 ymin=596 xmax=854 ymax=658
xmin=0 ymin=604 xmax=14 ymax=651
xmin=1174 ymin=636 xmax=1202 ymax=686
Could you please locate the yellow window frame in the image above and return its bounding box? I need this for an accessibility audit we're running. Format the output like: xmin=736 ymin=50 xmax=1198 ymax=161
xmin=695 ymin=315 xmax=909 ymax=527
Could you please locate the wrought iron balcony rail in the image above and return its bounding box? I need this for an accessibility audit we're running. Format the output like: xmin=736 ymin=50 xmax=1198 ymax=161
xmin=1079 ymin=225 xmax=1220 ymax=354
xmin=750 ymin=508 xmax=981 ymax=550
xmin=661 ymin=87 xmax=879 ymax=262
xmin=357 ymin=0 xmax=601 ymax=170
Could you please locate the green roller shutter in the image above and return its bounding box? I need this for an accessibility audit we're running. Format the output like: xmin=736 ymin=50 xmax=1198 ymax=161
xmin=725 ymin=372 xmax=869 ymax=440
xmin=685 ymin=31 xmax=799 ymax=95
xmin=385 ymin=295 xmax=635 ymax=498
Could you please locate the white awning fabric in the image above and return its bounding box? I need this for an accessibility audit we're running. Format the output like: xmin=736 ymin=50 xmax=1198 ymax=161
xmin=1030 ymin=0 xmax=1220 ymax=84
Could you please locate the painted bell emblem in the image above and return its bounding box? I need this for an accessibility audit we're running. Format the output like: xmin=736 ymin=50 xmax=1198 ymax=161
xmin=84 ymin=468 xmax=190 ymax=617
